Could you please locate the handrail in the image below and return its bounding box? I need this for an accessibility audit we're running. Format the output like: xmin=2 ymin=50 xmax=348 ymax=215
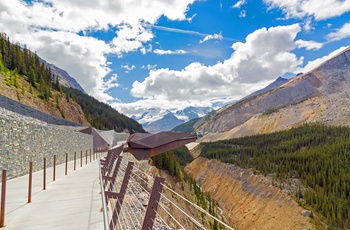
xmin=98 ymin=158 xmax=110 ymax=230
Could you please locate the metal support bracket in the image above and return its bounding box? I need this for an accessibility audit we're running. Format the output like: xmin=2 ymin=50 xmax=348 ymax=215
xmin=141 ymin=177 xmax=165 ymax=230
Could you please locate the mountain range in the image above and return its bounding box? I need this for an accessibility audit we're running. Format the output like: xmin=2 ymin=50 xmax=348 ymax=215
xmin=133 ymin=76 xmax=290 ymax=133
xmin=132 ymin=106 xmax=213 ymax=133
xmin=185 ymin=46 xmax=350 ymax=141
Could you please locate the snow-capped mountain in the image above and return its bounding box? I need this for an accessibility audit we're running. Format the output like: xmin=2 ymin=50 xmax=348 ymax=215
xmin=132 ymin=106 xmax=213 ymax=133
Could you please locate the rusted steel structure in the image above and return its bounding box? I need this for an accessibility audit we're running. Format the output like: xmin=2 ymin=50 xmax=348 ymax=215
xmin=124 ymin=132 xmax=197 ymax=160
xmin=79 ymin=127 xmax=110 ymax=151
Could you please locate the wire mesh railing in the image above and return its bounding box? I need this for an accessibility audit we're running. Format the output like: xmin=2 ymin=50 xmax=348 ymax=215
xmin=99 ymin=146 xmax=235 ymax=230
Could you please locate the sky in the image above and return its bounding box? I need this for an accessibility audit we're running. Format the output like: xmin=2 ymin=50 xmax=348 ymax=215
xmin=0 ymin=0 xmax=350 ymax=118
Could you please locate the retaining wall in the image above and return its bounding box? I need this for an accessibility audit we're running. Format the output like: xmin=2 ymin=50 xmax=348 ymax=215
xmin=0 ymin=94 xmax=83 ymax=127
xmin=0 ymin=108 xmax=93 ymax=179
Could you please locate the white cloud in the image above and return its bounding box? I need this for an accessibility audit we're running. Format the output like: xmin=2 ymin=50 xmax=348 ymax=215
xmin=239 ymin=10 xmax=247 ymax=18
xmin=121 ymin=64 xmax=136 ymax=73
xmin=7 ymin=30 xmax=113 ymax=102
xmin=295 ymin=39 xmax=323 ymax=50
xmin=111 ymin=97 xmax=223 ymax=117
xmin=186 ymin=13 xmax=197 ymax=23
xmin=303 ymin=18 xmax=314 ymax=32
xmin=301 ymin=46 xmax=348 ymax=73
xmin=200 ymin=33 xmax=223 ymax=43
xmin=232 ymin=0 xmax=247 ymax=8
xmin=264 ymin=0 xmax=350 ymax=20
xmin=140 ymin=44 xmax=153 ymax=55
xmin=0 ymin=0 xmax=195 ymax=102
xmin=152 ymin=25 xmax=209 ymax=37
xmin=131 ymin=24 xmax=303 ymax=102
xmin=153 ymin=49 xmax=188 ymax=55
xmin=101 ymin=74 xmax=120 ymax=92
xmin=110 ymin=24 xmax=154 ymax=56
xmin=141 ymin=64 xmax=157 ymax=70
xmin=327 ymin=21 xmax=350 ymax=41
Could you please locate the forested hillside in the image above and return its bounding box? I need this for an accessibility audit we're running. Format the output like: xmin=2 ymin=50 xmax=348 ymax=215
xmin=0 ymin=32 xmax=144 ymax=132
xmin=200 ymin=123 xmax=350 ymax=228
xmin=62 ymin=87 xmax=144 ymax=132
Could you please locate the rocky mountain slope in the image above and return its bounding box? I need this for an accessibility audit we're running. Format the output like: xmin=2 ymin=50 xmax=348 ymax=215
xmin=185 ymin=157 xmax=316 ymax=230
xmin=195 ymin=46 xmax=350 ymax=141
xmin=40 ymin=58 xmax=86 ymax=93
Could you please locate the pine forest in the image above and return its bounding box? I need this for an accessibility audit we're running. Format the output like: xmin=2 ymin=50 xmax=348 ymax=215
xmin=200 ymin=123 xmax=350 ymax=228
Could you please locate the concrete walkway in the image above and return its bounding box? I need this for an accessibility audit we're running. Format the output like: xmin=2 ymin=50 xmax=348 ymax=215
xmin=1 ymin=158 xmax=104 ymax=230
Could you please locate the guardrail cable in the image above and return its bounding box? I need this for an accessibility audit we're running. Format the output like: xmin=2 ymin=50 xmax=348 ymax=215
xmin=157 ymin=200 xmax=185 ymax=229
xmin=162 ymin=183 xmax=235 ymax=230
xmin=100 ymin=151 xmax=234 ymax=230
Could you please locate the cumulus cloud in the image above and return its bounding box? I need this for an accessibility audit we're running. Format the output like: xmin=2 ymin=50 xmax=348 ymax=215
xmin=153 ymin=49 xmax=188 ymax=55
xmin=7 ymin=30 xmax=112 ymax=102
xmin=264 ymin=0 xmax=350 ymax=20
xmin=0 ymin=0 xmax=195 ymax=101
xmin=295 ymin=39 xmax=323 ymax=50
xmin=130 ymin=24 xmax=303 ymax=102
xmin=327 ymin=21 xmax=350 ymax=41
xmin=200 ymin=33 xmax=223 ymax=43
xmin=110 ymin=24 xmax=154 ymax=56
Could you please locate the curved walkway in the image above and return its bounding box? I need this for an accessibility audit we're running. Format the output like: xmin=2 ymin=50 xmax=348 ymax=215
xmin=2 ymin=159 xmax=104 ymax=230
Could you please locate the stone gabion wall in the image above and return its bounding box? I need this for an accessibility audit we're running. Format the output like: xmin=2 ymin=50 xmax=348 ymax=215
xmin=0 ymin=108 xmax=93 ymax=179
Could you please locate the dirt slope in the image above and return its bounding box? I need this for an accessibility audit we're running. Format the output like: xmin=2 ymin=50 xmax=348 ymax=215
xmin=199 ymin=89 xmax=350 ymax=142
xmin=185 ymin=157 xmax=316 ymax=230
xmin=0 ymin=72 xmax=89 ymax=126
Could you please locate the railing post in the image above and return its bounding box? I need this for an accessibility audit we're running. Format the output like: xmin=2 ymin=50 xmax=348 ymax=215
xmin=80 ymin=151 xmax=82 ymax=167
xmin=28 ymin=162 xmax=33 ymax=203
xmin=90 ymin=149 xmax=91 ymax=162
xmin=43 ymin=158 xmax=46 ymax=190
xmin=102 ymin=156 xmax=122 ymax=191
xmin=86 ymin=150 xmax=87 ymax=165
xmin=74 ymin=152 xmax=76 ymax=171
xmin=141 ymin=177 xmax=165 ymax=230
xmin=65 ymin=153 xmax=68 ymax=175
xmin=109 ymin=162 xmax=134 ymax=229
xmin=0 ymin=169 xmax=7 ymax=227
xmin=53 ymin=155 xmax=56 ymax=181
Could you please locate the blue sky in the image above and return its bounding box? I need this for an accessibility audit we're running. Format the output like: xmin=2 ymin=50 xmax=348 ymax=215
xmin=1 ymin=0 xmax=350 ymax=117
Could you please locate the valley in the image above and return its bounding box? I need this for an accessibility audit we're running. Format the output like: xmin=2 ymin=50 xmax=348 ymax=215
xmin=1 ymin=28 xmax=350 ymax=229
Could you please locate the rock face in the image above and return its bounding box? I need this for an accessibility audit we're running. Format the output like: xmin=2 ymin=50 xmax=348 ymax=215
xmin=0 ymin=108 xmax=92 ymax=179
xmin=195 ymin=46 xmax=350 ymax=140
xmin=185 ymin=158 xmax=316 ymax=230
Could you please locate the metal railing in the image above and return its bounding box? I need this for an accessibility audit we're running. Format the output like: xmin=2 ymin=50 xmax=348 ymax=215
xmin=99 ymin=147 xmax=166 ymax=230
xmin=0 ymin=148 xmax=95 ymax=228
